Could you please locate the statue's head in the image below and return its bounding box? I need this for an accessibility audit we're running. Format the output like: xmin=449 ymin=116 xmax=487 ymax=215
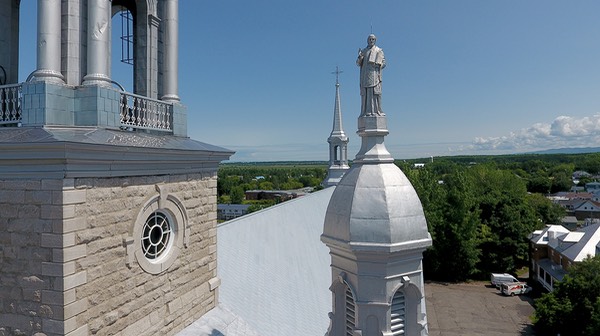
xmin=367 ymin=34 xmax=377 ymax=47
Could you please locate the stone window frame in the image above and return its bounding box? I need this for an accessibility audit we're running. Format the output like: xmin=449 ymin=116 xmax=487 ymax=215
xmin=328 ymin=272 xmax=358 ymax=336
xmin=126 ymin=184 xmax=189 ymax=274
xmin=389 ymin=276 xmax=426 ymax=335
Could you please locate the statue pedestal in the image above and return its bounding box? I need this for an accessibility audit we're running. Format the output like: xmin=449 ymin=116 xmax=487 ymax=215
xmin=358 ymin=115 xmax=388 ymax=134
xmin=355 ymin=116 xmax=393 ymax=164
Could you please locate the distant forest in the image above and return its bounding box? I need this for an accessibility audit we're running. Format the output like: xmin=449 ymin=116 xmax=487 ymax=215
xmin=218 ymin=163 xmax=327 ymax=212
xmin=219 ymin=152 xmax=600 ymax=281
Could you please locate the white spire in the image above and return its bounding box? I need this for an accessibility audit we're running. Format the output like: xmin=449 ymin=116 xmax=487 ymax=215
xmin=331 ymin=66 xmax=345 ymax=137
xmin=322 ymin=67 xmax=350 ymax=188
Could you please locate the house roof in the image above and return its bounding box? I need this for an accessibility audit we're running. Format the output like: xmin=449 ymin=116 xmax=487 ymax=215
xmin=562 ymin=232 xmax=585 ymax=243
xmin=573 ymin=170 xmax=591 ymax=177
xmin=537 ymin=258 xmax=567 ymax=282
xmin=552 ymin=231 xmax=585 ymax=253
xmin=574 ymin=200 xmax=600 ymax=211
xmin=217 ymin=204 xmax=251 ymax=211
xmin=560 ymin=223 xmax=600 ymax=262
xmin=551 ymin=192 xmax=593 ymax=200
xmin=530 ymin=225 xmax=569 ymax=245
xmin=570 ymin=199 xmax=588 ymax=209
xmin=561 ymin=216 xmax=578 ymax=224
xmin=214 ymin=187 xmax=335 ymax=336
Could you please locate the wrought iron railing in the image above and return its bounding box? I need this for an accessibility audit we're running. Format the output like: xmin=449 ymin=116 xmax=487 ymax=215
xmin=0 ymin=83 xmax=22 ymax=125
xmin=120 ymin=92 xmax=172 ymax=131
xmin=0 ymin=83 xmax=172 ymax=132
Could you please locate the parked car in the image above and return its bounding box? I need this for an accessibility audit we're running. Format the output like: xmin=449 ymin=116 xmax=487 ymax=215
xmin=501 ymin=282 xmax=532 ymax=296
xmin=490 ymin=273 xmax=520 ymax=288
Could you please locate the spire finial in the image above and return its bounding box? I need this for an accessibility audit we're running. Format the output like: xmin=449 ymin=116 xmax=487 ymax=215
xmin=331 ymin=66 xmax=343 ymax=86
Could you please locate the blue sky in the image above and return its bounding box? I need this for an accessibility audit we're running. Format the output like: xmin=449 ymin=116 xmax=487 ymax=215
xmin=17 ymin=1 xmax=600 ymax=162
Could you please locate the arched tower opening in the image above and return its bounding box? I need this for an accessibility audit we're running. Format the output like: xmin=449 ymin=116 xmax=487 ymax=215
xmin=111 ymin=2 xmax=136 ymax=92
xmin=2 ymin=0 xmax=184 ymax=133
xmin=334 ymin=145 xmax=340 ymax=164
xmin=0 ymin=0 xmax=20 ymax=85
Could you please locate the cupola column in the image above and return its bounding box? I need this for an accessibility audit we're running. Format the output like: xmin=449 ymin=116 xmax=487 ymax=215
xmin=33 ymin=0 xmax=64 ymax=83
xmin=83 ymin=0 xmax=111 ymax=86
xmin=147 ymin=14 xmax=161 ymax=98
xmin=161 ymin=0 xmax=180 ymax=102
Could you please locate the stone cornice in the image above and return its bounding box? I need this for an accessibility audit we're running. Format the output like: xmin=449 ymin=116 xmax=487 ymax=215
xmin=0 ymin=127 xmax=233 ymax=178
xmin=321 ymin=234 xmax=432 ymax=255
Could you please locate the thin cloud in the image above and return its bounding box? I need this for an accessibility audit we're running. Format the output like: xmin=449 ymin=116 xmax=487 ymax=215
xmin=469 ymin=115 xmax=600 ymax=151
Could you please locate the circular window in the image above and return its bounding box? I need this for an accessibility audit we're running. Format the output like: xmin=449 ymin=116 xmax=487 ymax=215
xmin=141 ymin=211 xmax=173 ymax=260
xmin=130 ymin=190 xmax=188 ymax=274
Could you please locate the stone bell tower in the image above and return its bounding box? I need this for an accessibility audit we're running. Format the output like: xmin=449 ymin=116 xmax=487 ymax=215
xmin=321 ymin=35 xmax=432 ymax=336
xmin=0 ymin=1 xmax=231 ymax=336
xmin=322 ymin=66 xmax=350 ymax=188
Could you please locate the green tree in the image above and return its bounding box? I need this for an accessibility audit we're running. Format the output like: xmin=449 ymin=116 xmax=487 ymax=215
xmin=405 ymin=160 xmax=552 ymax=280
xmin=218 ymin=195 xmax=231 ymax=204
xmin=430 ymin=170 xmax=480 ymax=281
xmin=576 ymin=154 xmax=600 ymax=174
xmin=550 ymin=171 xmax=574 ymax=193
xmin=299 ymin=175 xmax=322 ymax=187
xmin=230 ymin=186 xmax=245 ymax=204
xmin=469 ymin=165 xmax=541 ymax=276
xmin=246 ymin=199 xmax=277 ymax=213
xmin=522 ymin=159 xmax=548 ymax=174
xmin=527 ymin=175 xmax=552 ymax=194
xmin=406 ymin=165 xmax=480 ymax=281
xmin=534 ymin=255 xmax=600 ymax=335
xmin=280 ymin=179 xmax=303 ymax=190
xmin=258 ymin=181 xmax=274 ymax=190
xmin=526 ymin=193 xmax=565 ymax=225
xmin=218 ymin=175 xmax=241 ymax=198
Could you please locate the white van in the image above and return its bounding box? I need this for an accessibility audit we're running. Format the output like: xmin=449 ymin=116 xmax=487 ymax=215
xmin=501 ymin=282 xmax=531 ymax=296
xmin=490 ymin=273 xmax=519 ymax=288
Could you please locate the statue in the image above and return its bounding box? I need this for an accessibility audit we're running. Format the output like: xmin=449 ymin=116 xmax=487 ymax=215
xmin=357 ymin=34 xmax=386 ymax=116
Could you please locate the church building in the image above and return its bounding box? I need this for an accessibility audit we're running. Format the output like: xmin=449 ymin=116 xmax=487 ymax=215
xmin=0 ymin=1 xmax=232 ymax=335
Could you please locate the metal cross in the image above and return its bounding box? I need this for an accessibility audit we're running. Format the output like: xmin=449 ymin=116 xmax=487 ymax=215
xmin=331 ymin=66 xmax=343 ymax=85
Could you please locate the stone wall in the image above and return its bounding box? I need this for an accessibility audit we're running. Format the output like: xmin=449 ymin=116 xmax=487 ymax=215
xmin=0 ymin=179 xmax=67 ymax=335
xmin=0 ymin=171 xmax=219 ymax=336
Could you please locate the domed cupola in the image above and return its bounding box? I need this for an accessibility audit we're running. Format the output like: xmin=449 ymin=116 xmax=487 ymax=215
xmin=323 ymin=116 xmax=431 ymax=251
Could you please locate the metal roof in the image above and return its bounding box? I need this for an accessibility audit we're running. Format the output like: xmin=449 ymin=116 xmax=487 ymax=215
xmin=176 ymin=304 xmax=260 ymax=336
xmin=214 ymin=187 xmax=335 ymax=335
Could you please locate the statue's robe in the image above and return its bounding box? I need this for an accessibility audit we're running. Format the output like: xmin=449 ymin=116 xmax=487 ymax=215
xmin=357 ymin=45 xmax=385 ymax=116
